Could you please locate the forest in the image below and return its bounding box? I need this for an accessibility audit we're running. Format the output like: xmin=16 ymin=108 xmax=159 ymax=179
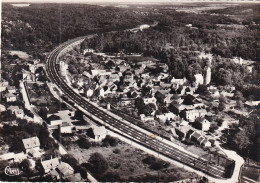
xmin=1 ymin=3 xmax=152 ymax=58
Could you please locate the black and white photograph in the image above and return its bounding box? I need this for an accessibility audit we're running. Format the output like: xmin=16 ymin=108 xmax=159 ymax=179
xmin=0 ymin=0 xmax=259 ymax=182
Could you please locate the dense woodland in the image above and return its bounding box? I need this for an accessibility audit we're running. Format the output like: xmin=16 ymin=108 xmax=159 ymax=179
xmin=1 ymin=3 xmax=152 ymax=58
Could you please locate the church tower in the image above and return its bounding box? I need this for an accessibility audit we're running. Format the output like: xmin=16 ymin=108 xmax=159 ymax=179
xmin=204 ymin=66 xmax=211 ymax=85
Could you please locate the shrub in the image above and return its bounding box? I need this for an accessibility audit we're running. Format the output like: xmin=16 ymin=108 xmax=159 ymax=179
xmin=102 ymin=135 xmax=118 ymax=147
xmin=88 ymin=152 xmax=108 ymax=174
xmin=76 ymin=137 xmax=91 ymax=149
xmin=113 ymin=148 xmax=120 ymax=154
xmin=142 ymin=155 xmax=156 ymax=165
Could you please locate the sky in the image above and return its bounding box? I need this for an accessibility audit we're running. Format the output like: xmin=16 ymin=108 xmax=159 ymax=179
xmin=2 ymin=0 xmax=259 ymax=4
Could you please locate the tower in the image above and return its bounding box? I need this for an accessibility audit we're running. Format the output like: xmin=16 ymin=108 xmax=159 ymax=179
xmin=204 ymin=66 xmax=211 ymax=85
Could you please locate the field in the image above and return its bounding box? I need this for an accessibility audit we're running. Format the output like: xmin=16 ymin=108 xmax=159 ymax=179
xmin=65 ymin=135 xmax=195 ymax=182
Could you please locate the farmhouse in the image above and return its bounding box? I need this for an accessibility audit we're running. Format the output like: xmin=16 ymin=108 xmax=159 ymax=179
xmin=22 ymin=136 xmax=40 ymax=153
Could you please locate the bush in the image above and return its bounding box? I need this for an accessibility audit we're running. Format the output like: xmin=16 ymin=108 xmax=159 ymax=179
xmin=76 ymin=137 xmax=91 ymax=149
xmin=88 ymin=152 xmax=108 ymax=174
xmin=149 ymin=159 xmax=169 ymax=170
xmin=102 ymin=135 xmax=118 ymax=147
xmin=61 ymin=154 xmax=78 ymax=169
xmin=142 ymin=155 xmax=156 ymax=165
xmin=113 ymin=148 xmax=120 ymax=154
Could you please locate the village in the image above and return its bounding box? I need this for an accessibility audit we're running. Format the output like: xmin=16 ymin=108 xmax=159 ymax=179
xmin=59 ymin=46 xmax=258 ymax=155
xmin=0 ymin=33 xmax=259 ymax=181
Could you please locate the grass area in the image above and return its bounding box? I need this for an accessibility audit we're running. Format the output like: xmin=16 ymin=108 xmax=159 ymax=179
xmin=26 ymin=82 xmax=60 ymax=107
xmin=67 ymin=138 xmax=194 ymax=182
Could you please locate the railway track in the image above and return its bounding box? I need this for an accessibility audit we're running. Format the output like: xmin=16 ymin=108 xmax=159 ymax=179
xmin=46 ymin=36 xmax=231 ymax=179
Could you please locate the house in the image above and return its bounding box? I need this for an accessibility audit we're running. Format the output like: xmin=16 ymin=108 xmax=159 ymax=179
xmin=6 ymin=93 xmax=17 ymax=102
xmin=108 ymin=74 xmax=120 ymax=82
xmin=0 ymin=80 xmax=9 ymax=92
xmin=82 ymin=71 xmax=92 ymax=78
xmin=15 ymin=108 xmax=24 ymax=119
xmin=92 ymin=126 xmax=107 ymax=142
xmin=220 ymin=91 xmax=234 ymax=98
xmin=192 ymin=117 xmax=211 ymax=131
xmin=0 ymin=104 xmax=6 ymax=112
xmin=8 ymin=106 xmax=24 ymax=119
xmin=22 ymin=136 xmax=40 ymax=153
xmin=156 ymin=112 xmax=176 ymax=123
xmin=47 ymin=115 xmax=62 ymax=126
xmin=188 ymin=131 xmax=211 ymax=147
xmin=245 ymin=101 xmax=260 ymax=107
xmin=86 ymin=89 xmax=94 ymax=97
xmin=7 ymin=86 xmax=16 ymax=93
xmin=60 ymin=122 xmax=73 ymax=134
xmin=140 ymin=114 xmax=154 ymax=122
xmin=56 ymin=162 xmax=74 ymax=177
xmin=194 ymin=74 xmax=204 ymax=88
xmin=22 ymin=69 xmax=35 ymax=81
xmin=0 ymin=152 xmax=27 ymax=163
xmin=184 ymin=109 xmax=207 ymax=122
xmin=171 ymin=95 xmax=183 ymax=104
xmin=41 ymin=158 xmax=60 ymax=173
xmin=209 ymin=89 xmax=220 ymax=98
xmin=164 ymin=94 xmax=174 ymax=106
xmin=174 ymin=126 xmax=193 ymax=140
xmin=65 ymin=173 xmax=82 ymax=182
xmin=171 ymin=77 xmax=187 ymax=86
xmin=143 ymin=97 xmax=157 ymax=105
xmin=28 ymin=148 xmax=42 ymax=158
xmin=91 ymin=69 xmax=107 ymax=77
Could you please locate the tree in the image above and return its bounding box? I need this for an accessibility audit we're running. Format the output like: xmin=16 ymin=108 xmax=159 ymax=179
xmin=88 ymin=152 xmax=108 ymax=174
xmin=102 ymin=135 xmax=118 ymax=147
xmin=155 ymin=91 xmax=165 ymax=104
xmin=183 ymin=94 xmax=195 ymax=105
xmin=219 ymin=94 xmax=227 ymax=103
xmin=77 ymin=137 xmax=91 ymax=149
xmin=233 ymin=130 xmax=251 ymax=152
xmin=218 ymin=102 xmax=226 ymax=111
xmin=61 ymin=154 xmax=78 ymax=169
xmin=135 ymin=97 xmax=145 ymax=111
xmin=196 ymin=84 xmax=207 ymax=95
xmin=19 ymin=159 xmax=31 ymax=173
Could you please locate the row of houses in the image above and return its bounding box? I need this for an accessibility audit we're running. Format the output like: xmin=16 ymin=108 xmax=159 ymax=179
xmin=171 ymin=125 xmax=211 ymax=147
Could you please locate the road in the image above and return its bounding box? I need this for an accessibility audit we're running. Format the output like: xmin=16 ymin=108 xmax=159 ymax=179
xmin=45 ymin=36 xmax=231 ymax=180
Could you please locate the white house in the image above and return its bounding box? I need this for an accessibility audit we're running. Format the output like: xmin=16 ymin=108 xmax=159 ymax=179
xmin=140 ymin=114 xmax=154 ymax=122
xmin=0 ymin=80 xmax=9 ymax=92
xmin=47 ymin=115 xmax=62 ymax=126
xmin=193 ymin=117 xmax=211 ymax=131
xmin=41 ymin=158 xmax=60 ymax=173
xmin=60 ymin=122 xmax=73 ymax=134
xmin=22 ymin=136 xmax=40 ymax=154
xmin=92 ymin=126 xmax=107 ymax=142
xmin=22 ymin=69 xmax=35 ymax=82
xmin=7 ymin=86 xmax=16 ymax=93
xmin=156 ymin=112 xmax=176 ymax=123
xmin=185 ymin=109 xmax=207 ymax=122
xmin=86 ymin=89 xmax=94 ymax=97
xmin=171 ymin=77 xmax=187 ymax=86
xmin=7 ymin=106 xmax=24 ymax=119
xmin=0 ymin=104 xmax=6 ymax=112
xmin=143 ymin=97 xmax=157 ymax=105
xmin=0 ymin=152 xmax=27 ymax=163
xmin=6 ymin=93 xmax=17 ymax=102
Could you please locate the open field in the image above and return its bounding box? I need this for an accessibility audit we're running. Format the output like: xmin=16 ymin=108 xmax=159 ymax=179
xmin=66 ymin=137 xmax=194 ymax=182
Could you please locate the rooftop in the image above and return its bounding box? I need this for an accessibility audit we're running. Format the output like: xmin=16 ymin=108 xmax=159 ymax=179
xmin=22 ymin=136 xmax=40 ymax=150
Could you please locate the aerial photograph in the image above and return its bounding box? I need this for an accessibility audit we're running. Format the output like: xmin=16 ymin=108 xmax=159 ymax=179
xmin=0 ymin=0 xmax=259 ymax=182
